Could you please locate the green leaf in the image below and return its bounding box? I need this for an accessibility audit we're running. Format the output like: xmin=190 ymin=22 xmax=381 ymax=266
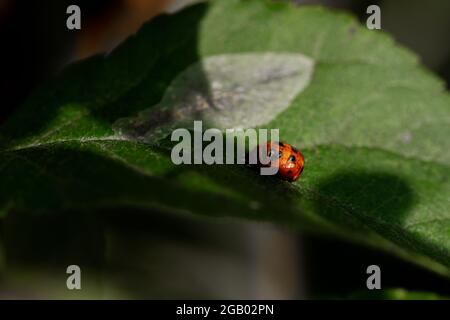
xmin=0 ymin=0 xmax=449 ymax=277
xmin=113 ymin=52 xmax=315 ymax=142
xmin=345 ymin=288 xmax=449 ymax=300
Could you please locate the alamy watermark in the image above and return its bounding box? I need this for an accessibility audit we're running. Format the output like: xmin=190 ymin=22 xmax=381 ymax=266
xmin=366 ymin=5 xmax=381 ymax=30
xmin=66 ymin=5 xmax=81 ymax=30
xmin=170 ymin=121 xmax=281 ymax=176
xmin=366 ymin=265 xmax=381 ymax=290
xmin=66 ymin=265 xmax=81 ymax=290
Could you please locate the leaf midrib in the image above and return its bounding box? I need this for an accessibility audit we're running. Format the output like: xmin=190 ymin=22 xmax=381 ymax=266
xmin=2 ymin=137 xmax=449 ymax=171
xmin=3 ymin=137 xmax=449 ymax=233
xmin=1 ymin=120 xmax=449 ymax=277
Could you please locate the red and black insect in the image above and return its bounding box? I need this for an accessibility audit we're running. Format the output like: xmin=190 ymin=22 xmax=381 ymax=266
xmin=254 ymin=141 xmax=305 ymax=182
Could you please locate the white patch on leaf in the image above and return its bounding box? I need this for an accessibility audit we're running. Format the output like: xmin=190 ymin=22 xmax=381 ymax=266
xmin=113 ymin=53 xmax=314 ymax=143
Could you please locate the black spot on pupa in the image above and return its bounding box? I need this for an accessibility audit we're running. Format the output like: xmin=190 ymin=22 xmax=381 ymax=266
xmin=288 ymin=155 xmax=296 ymax=162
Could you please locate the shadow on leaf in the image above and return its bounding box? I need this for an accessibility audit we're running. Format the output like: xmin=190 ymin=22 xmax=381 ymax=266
xmin=313 ymin=171 xmax=415 ymax=228
xmin=0 ymin=4 xmax=209 ymax=147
